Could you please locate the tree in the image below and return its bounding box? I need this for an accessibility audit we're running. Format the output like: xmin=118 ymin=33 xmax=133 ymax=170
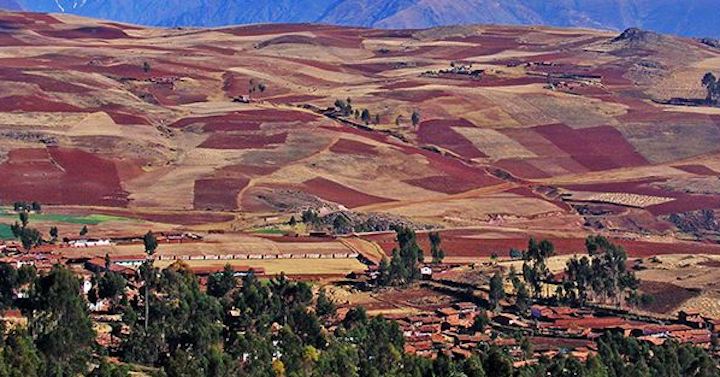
xmin=18 ymin=212 xmax=28 ymax=228
xmin=374 ymin=114 xmax=380 ymax=125
xmin=79 ymin=225 xmax=88 ymax=236
xmin=316 ymin=288 xmax=336 ymax=318
xmin=488 ymin=271 xmax=505 ymax=310
xmin=2 ymin=330 xmax=43 ymax=377
xmin=429 ymin=232 xmax=445 ymax=264
xmin=142 ymin=231 xmax=158 ymax=330
xmin=288 ymin=215 xmax=297 ymax=227
xmin=702 ymin=72 xmax=718 ymax=103
xmin=30 ymin=202 xmax=41 ymax=213
xmin=360 ymin=109 xmax=371 ymax=124
xmin=411 ymin=110 xmax=421 ymax=127
xmin=207 ymin=264 xmax=237 ymax=298
xmin=97 ymin=271 xmax=127 ymax=307
xmin=142 ymin=61 xmax=151 ymax=73
xmin=48 ymin=227 xmax=58 ymax=242
xmin=28 ymin=266 xmax=95 ymax=376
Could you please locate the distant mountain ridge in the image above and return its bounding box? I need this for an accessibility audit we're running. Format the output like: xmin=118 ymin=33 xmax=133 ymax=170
xmin=11 ymin=0 xmax=720 ymax=37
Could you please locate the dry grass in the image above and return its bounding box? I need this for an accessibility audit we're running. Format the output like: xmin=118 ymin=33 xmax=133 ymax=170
xmin=154 ymin=258 xmax=365 ymax=275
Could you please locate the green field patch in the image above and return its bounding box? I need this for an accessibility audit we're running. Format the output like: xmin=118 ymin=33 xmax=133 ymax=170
xmin=0 ymin=212 xmax=131 ymax=225
xmin=252 ymin=227 xmax=285 ymax=235
xmin=0 ymin=224 xmax=14 ymax=240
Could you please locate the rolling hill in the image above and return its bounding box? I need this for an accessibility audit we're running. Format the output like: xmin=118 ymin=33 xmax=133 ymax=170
xmin=11 ymin=0 xmax=720 ymax=37
xmin=0 ymin=11 xmax=720 ymax=248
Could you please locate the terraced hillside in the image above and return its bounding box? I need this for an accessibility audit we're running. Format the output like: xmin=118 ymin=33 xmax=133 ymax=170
xmin=1 ymin=12 xmax=720 ymax=245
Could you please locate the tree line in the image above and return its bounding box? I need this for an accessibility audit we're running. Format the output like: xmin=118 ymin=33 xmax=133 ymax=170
xmin=0 ymin=260 xmax=716 ymax=377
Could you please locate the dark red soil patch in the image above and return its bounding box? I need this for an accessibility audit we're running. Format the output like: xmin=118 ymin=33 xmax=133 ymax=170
xmin=380 ymin=81 xmax=427 ymax=90
xmin=638 ymin=280 xmax=699 ymax=314
xmin=674 ymin=164 xmax=719 ymax=176
xmin=193 ymin=178 xmax=249 ymax=211
xmin=103 ymin=109 xmax=150 ymax=125
xmin=199 ymin=132 xmax=288 ymax=149
xmin=266 ymin=94 xmax=325 ymax=104
xmin=699 ymin=260 xmax=720 ymax=268
xmin=364 ymin=231 xmax=720 ymax=258
xmin=0 ymin=147 xmax=127 ymax=207
xmin=89 ymin=208 xmax=234 ymax=225
xmin=170 ymin=113 xmax=263 ymax=132
xmin=0 ymin=67 xmax=90 ymax=92
xmin=329 ymin=139 xmax=378 ymax=156
xmin=302 ymin=177 xmax=394 ymax=208
xmin=147 ymin=85 xmax=207 ymax=106
xmin=38 ymin=26 xmax=129 ymax=39
xmin=647 ymin=195 xmax=720 ymax=216
xmin=417 ymin=119 xmax=486 ymax=159
xmin=376 ymin=89 xmax=452 ymax=102
xmin=0 ymin=95 xmax=84 ymax=112
xmin=562 ymin=179 xmax=668 ymax=196
xmin=534 ymin=124 xmax=647 ymax=171
xmin=403 ymin=175 xmax=485 ymax=194
xmin=494 ymin=159 xmax=551 ymax=179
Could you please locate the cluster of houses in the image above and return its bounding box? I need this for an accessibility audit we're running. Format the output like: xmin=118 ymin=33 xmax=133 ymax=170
xmin=378 ymin=300 xmax=720 ymax=364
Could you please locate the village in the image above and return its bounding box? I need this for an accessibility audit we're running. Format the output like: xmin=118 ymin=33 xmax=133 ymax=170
xmin=2 ymin=222 xmax=720 ymax=368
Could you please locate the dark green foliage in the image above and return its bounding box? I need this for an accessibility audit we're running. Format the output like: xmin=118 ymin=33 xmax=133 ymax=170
xmin=97 ymin=271 xmax=127 ymax=307
xmin=380 ymin=226 xmax=423 ymax=286
xmin=28 ymin=265 xmax=95 ymax=377
xmin=562 ymin=236 xmax=639 ymax=306
xmin=411 ymin=110 xmax=421 ymax=127
xmin=334 ymin=98 xmax=353 ymax=116
xmin=207 ymin=264 xmax=237 ymax=298
xmin=489 ymin=270 xmax=505 ymax=310
xmin=89 ymin=359 xmax=130 ymax=377
xmin=429 ymin=231 xmax=445 ymax=264
xmin=316 ymin=288 xmax=336 ymax=318
xmin=702 ymin=72 xmax=720 ymax=104
xmin=143 ymin=231 xmax=158 ymax=255
xmin=360 ymin=109 xmax=371 ymax=124
xmin=48 ymin=226 xmax=58 ymax=242
xmin=522 ymin=237 xmax=555 ymax=298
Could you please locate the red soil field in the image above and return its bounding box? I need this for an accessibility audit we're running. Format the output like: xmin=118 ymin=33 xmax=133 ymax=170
xmin=0 ymin=69 xmax=89 ymax=93
xmin=302 ymin=177 xmax=394 ymax=208
xmin=0 ymin=95 xmax=84 ymax=112
xmin=534 ymin=124 xmax=647 ymax=171
xmin=199 ymin=132 xmax=288 ymax=149
xmin=147 ymin=85 xmax=207 ymax=106
xmin=89 ymin=208 xmax=234 ymax=225
xmin=0 ymin=147 xmax=127 ymax=207
xmin=377 ymin=89 xmax=452 ymax=102
xmin=494 ymin=159 xmax=551 ymax=179
xmin=380 ymin=81 xmax=427 ymax=90
xmin=38 ymin=26 xmax=129 ymax=39
xmin=170 ymin=113 xmax=263 ymax=132
xmin=417 ymin=119 xmax=487 ymax=159
xmin=329 ymin=139 xmax=378 ymax=156
xmin=193 ymin=177 xmax=249 ymax=211
xmin=403 ymin=175 xmax=489 ymax=194
xmin=363 ymin=231 xmax=720 ymax=258
xmin=421 ymin=150 xmax=503 ymax=188
xmin=647 ymin=195 xmax=720 ymax=216
xmin=639 ymin=280 xmax=699 ymax=314
xmin=267 ymin=94 xmax=325 ymax=104
xmin=674 ymin=164 xmax=719 ymax=176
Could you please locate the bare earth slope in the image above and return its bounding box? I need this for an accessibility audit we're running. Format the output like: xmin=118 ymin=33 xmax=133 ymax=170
xmin=1 ymin=12 xmax=720 ymax=247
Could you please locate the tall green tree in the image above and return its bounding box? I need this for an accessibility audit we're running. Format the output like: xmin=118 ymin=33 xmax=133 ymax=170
xmin=28 ymin=266 xmax=95 ymax=376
